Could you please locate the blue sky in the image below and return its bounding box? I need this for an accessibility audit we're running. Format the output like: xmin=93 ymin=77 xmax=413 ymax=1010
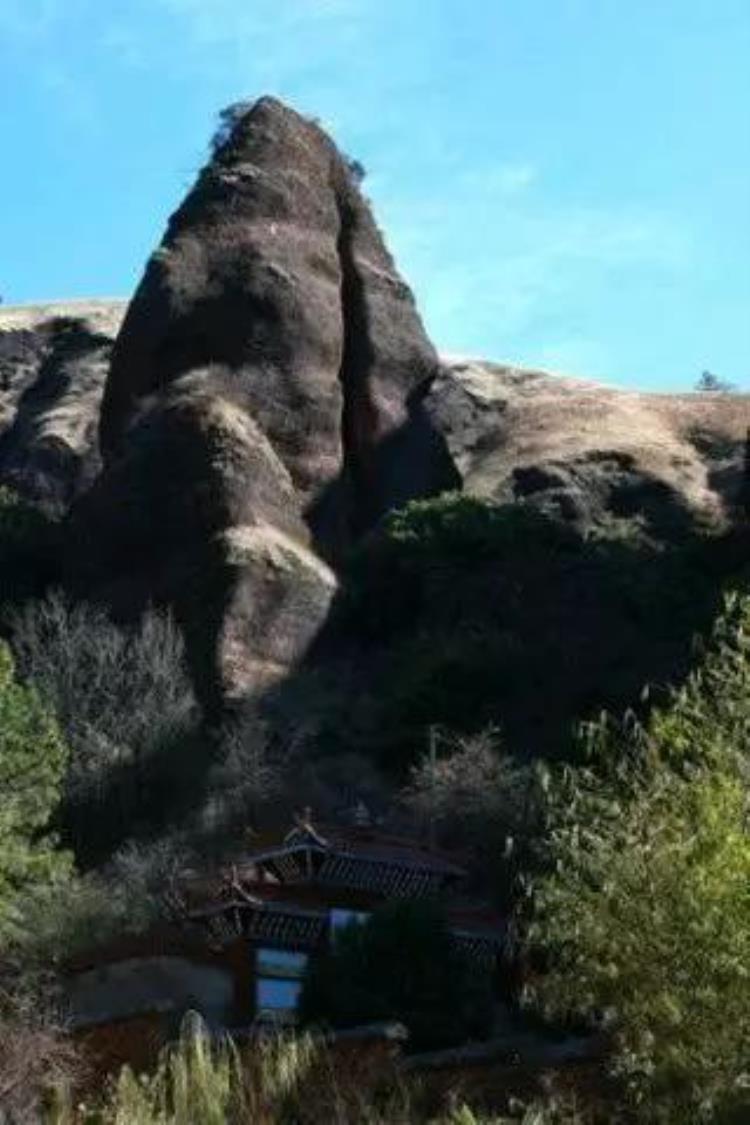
xmin=0 ymin=0 xmax=748 ymax=390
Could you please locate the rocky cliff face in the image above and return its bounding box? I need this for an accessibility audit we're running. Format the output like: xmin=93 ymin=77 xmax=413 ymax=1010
xmin=0 ymin=301 xmax=121 ymax=512
xmin=4 ymin=306 xmax=746 ymax=539
xmin=63 ymin=98 xmax=455 ymax=710
xmin=2 ymin=98 xmax=748 ymax=737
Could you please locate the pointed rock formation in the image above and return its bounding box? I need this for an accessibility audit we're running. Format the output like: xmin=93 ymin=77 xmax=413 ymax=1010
xmin=68 ymin=98 xmax=455 ymax=710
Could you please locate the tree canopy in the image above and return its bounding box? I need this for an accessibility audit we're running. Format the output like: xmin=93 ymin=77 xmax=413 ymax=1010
xmin=525 ymin=592 xmax=750 ymax=1122
xmin=695 ymin=370 xmax=738 ymax=394
xmin=0 ymin=641 xmax=70 ymax=935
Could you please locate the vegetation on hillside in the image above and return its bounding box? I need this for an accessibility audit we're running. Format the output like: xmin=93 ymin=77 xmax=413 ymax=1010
xmin=43 ymin=1019 xmax=582 ymax=1124
xmin=0 ymin=640 xmax=70 ymax=937
xmin=695 ymin=370 xmax=738 ymax=394
xmin=9 ymin=592 xmax=197 ymax=862
xmin=524 ymin=593 xmax=750 ymax=1122
xmin=2 ymin=478 xmax=750 ymax=1120
xmin=402 ymin=728 xmax=537 ymax=904
xmin=308 ymin=491 xmax=739 ymax=770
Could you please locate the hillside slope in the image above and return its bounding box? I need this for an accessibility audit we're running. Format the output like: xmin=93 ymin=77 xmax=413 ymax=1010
xmin=429 ymin=358 xmax=749 ymax=532
xmin=3 ymin=297 xmax=749 ymax=766
xmin=3 ymin=300 xmax=747 ymax=531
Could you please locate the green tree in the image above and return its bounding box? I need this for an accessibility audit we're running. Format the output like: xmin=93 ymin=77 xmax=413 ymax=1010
xmin=210 ymin=100 xmax=253 ymax=154
xmin=695 ymin=370 xmax=737 ymax=393
xmin=525 ymin=593 xmax=750 ymax=1122
xmin=0 ymin=641 xmax=70 ymax=934
xmin=299 ymin=899 xmax=493 ymax=1050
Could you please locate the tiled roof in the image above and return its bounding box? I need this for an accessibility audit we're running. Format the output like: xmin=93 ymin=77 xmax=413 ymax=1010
xmin=176 ymin=824 xmax=469 ymax=910
xmin=245 ymin=825 xmax=467 ymax=876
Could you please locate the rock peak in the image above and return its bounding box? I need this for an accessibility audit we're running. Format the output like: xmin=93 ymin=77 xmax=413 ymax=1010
xmin=212 ymin=96 xmax=336 ymax=169
xmin=70 ymin=102 xmax=456 ymax=710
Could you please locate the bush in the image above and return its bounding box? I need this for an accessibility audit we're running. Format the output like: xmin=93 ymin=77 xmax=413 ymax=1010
xmin=694 ymin=370 xmax=737 ymax=394
xmin=331 ymin=495 xmax=588 ymax=768
xmin=0 ymin=991 xmax=83 ymax=1124
xmin=9 ymin=592 xmax=196 ymax=857
xmin=6 ymin=838 xmax=187 ymax=983
xmin=50 ymin=1016 xmax=572 ymax=1124
xmin=0 ymin=641 xmax=70 ymax=937
xmin=402 ymin=728 xmax=536 ymax=901
xmin=196 ymin=711 xmax=282 ymax=839
xmin=10 ymin=592 xmax=194 ymax=767
xmin=209 ymin=101 xmax=254 ymax=156
xmin=328 ymin=485 xmax=739 ymax=770
xmin=525 ymin=592 xmax=750 ymax=1122
xmin=349 ymin=494 xmax=577 ymax=638
xmin=299 ymin=899 xmax=493 ymax=1051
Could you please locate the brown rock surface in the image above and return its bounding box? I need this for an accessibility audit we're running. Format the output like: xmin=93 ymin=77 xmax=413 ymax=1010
xmin=428 ymin=358 xmax=750 ymax=532
xmin=4 ymin=306 xmax=746 ymax=540
xmin=67 ymin=98 xmax=453 ymax=709
xmin=99 ymin=98 xmax=448 ymax=550
xmin=0 ymin=301 xmax=125 ymax=511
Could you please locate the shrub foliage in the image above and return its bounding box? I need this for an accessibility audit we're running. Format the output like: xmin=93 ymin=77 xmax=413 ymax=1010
xmin=0 ymin=641 xmax=70 ymax=935
xmin=525 ymin=592 xmax=750 ymax=1122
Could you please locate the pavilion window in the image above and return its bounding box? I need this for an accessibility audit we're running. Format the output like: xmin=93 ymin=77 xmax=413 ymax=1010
xmin=254 ymin=948 xmax=308 ymax=1023
xmin=329 ymin=908 xmax=369 ymax=936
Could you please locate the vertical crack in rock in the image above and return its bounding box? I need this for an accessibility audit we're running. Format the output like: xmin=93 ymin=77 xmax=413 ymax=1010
xmin=334 ymin=187 xmax=379 ymax=540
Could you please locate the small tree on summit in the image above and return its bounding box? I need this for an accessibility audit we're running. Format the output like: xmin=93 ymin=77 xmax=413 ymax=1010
xmin=695 ymin=369 xmax=737 ymax=393
xmin=210 ymin=101 xmax=254 ymax=156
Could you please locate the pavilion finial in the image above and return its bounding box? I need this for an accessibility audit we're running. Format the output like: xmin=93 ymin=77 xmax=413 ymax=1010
xmin=285 ymin=807 xmax=328 ymax=847
xmin=352 ymin=800 xmax=372 ymax=827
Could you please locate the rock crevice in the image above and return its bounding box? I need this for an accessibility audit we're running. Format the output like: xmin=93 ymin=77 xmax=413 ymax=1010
xmin=334 ymin=190 xmax=379 ymax=541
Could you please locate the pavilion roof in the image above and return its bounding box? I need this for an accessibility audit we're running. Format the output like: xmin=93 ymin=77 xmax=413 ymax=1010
xmin=241 ymin=822 xmax=465 ymax=879
xmin=177 ymin=820 xmax=469 ymax=909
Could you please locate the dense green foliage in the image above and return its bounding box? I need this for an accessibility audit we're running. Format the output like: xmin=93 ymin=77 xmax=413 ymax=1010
xmin=0 ymin=640 xmax=70 ymax=935
xmin=299 ymin=899 xmax=493 ymax=1050
xmin=526 ymin=593 xmax=750 ymax=1122
xmin=349 ymin=493 xmax=578 ymax=637
xmin=322 ymin=491 xmax=737 ymax=768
